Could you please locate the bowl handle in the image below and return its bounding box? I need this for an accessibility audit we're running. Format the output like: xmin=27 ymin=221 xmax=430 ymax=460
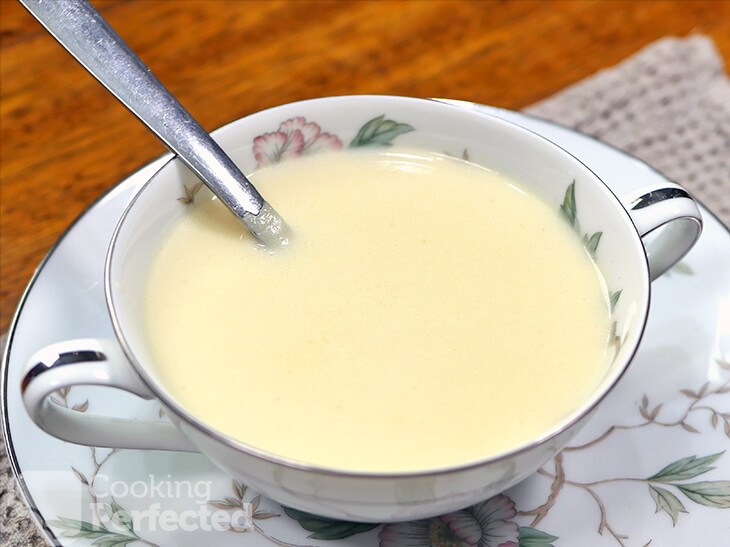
xmin=621 ymin=182 xmax=703 ymax=281
xmin=21 ymin=338 xmax=197 ymax=451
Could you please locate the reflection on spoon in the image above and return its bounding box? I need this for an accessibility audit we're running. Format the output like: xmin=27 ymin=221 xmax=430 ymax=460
xmin=20 ymin=0 xmax=291 ymax=249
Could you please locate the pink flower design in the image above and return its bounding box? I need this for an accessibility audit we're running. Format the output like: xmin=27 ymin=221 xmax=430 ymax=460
xmin=253 ymin=117 xmax=343 ymax=166
xmin=379 ymin=494 xmax=519 ymax=547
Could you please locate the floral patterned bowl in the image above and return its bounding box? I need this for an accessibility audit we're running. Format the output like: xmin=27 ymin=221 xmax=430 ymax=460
xmin=20 ymin=96 xmax=702 ymax=522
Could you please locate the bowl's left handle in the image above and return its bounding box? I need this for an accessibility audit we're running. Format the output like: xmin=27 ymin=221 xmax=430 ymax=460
xmin=21 ymin=338 xmax=197 ymax=452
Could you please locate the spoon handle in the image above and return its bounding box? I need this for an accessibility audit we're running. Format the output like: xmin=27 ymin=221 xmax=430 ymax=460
xmin=20 ymin=0 xmax=266 ymax=220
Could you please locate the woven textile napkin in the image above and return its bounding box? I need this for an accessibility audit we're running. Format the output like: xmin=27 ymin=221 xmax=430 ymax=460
xmin=1 ymin=35 xmax=729 ymax=546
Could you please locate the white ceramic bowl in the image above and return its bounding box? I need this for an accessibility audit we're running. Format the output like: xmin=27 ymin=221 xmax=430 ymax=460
xmin=21 ymin=96 xmax=702 ymax=522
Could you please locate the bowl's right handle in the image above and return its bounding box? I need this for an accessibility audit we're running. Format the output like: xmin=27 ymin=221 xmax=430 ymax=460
xmin=21 ymin=338 xmax=197 ymax=452
xmin=621 ymin=182 xmax=703 ymax=281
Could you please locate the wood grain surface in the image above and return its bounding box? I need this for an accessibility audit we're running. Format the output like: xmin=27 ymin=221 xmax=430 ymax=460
xmin=1 ymin=0 xmax=729 ymax=332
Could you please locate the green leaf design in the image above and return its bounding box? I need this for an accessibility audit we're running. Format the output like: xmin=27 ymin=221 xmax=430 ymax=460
xmin=671 ymin=262 xmax=694 ymax=275
xmin=560 ymin=182 xmax=577 ymax=229
xmin=518 ymin=526 xmax=559 ymax=546
xmin=559 ymin=182 xmax=611 ymax=261
xmin=648 ymin=452 xmax=724 ymax=482
xmin=676 ymin=481 xmax=730 ymax=508
xmin=283 ymin=507 xmax=378 ymax=540
xmin=350 ymin=115 xmax=414 ymax=147
xmin=48 ymin=517 xmax=112 ymax=538
xmin=110 ymin=499 xmax=135 ymax=534
xmin=583 ymin=231 xmax=603 ymax=258
xmin=609 ymin=290 xmax=622 ymax=312
xmin=649 ymin=485 xmax=688 ymax=525
xmin=47 ymin=517 xmax=139 ymax=545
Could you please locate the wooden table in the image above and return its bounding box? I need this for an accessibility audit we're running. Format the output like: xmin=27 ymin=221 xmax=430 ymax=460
xmin=1 ymin=0 xmax=728 ymax=332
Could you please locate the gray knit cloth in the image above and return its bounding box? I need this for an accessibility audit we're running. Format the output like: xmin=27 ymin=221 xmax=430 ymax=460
xmin=1 ymin=35 xmax=729 ymax=546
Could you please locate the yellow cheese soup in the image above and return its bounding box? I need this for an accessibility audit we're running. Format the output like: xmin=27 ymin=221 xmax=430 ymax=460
xmin=144 ymin=148 xmax=611 ymax=472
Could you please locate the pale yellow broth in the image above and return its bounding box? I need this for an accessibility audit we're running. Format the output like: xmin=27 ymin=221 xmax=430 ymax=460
xmin=144 ymin=148 xmax=611 ymax=472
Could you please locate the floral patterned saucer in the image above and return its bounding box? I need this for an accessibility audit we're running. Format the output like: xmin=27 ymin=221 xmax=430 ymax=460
xmin=2 ymin=104 xmax=729 ymax=547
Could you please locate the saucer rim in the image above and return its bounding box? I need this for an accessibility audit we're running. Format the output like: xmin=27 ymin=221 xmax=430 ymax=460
xmin=2 ymin=108 xmax=727 ymax=545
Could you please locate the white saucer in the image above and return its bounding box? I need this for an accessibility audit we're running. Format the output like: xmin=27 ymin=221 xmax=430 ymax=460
xmin=3 ymin=106 xmax=729 ymax=547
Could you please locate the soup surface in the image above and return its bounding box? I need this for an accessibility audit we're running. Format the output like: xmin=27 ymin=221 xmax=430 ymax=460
xmin=145 ymin=148 xmax=611 ymax=472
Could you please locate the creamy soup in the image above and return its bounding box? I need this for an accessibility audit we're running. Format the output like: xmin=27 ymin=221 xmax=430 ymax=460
xmin=144 ymin=148 xmax=611 ymax=472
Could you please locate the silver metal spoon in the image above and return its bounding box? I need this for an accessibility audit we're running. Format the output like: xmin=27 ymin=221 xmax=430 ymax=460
xmin=20 ymin=0 xmax=290 ymax=248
